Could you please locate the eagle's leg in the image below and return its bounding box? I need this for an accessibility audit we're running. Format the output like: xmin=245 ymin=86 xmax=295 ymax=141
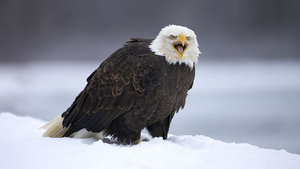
xmin=147 ymin=121 xmax=168 ymax=139
xmin=147 ymin=112 xmax=175 ymax=139
xmin=132 ymin=132 xmax=141 ymax=145
xmin=109 ymin=127 xmax=142 ymax=145
xmin=106 ymin=114 xmax=145 ymax=145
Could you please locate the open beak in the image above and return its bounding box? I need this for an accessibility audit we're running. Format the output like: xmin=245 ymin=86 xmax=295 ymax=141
xmin=172 ymin=33 xmax=188 ymax=59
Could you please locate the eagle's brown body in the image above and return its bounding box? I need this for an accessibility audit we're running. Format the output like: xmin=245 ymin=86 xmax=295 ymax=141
xmin=60 ymin=38 xmax=195 ymax=144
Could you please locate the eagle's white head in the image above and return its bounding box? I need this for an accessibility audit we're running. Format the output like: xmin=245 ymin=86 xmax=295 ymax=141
xmin=149 ymin=25 xmax=201 ymax=69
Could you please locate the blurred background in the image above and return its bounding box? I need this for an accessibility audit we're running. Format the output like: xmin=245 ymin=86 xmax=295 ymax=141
xmin=1 ymin=0 xmax=299 ymax=62
xmin=0 ymin=0 xmax=299 ymax=153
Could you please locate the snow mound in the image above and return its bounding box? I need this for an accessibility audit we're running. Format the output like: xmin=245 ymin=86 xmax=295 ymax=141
xmin=0 ymin=112 xmax=299 ymax=169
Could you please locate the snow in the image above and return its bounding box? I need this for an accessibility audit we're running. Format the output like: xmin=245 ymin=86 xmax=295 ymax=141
xmin=0 ymin=61 xmax=300 ymax=154
xmin=0 ymin=112 xmax=299 ymax=169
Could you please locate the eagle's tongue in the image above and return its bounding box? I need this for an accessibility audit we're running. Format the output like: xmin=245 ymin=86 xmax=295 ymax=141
xmin=177 ymin=46 xmax=184 ymax=54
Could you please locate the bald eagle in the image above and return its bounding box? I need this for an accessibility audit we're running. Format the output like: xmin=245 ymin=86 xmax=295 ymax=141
xmin=41 ymin=25 xmax=201 ymax=144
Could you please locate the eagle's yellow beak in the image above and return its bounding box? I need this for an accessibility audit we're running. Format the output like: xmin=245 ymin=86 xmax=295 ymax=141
xmin=172 ymin=33 xmax=188 ymax=59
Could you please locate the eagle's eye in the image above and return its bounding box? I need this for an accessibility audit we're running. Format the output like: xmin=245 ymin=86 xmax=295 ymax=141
xmin=170 ymin=35 xmax=176 ymax=39
xmin=186 ymin=36 xmax=190 ymax=40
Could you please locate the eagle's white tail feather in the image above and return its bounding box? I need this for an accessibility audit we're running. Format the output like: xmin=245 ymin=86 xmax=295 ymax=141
xmin=40 ymin=115 xmax=68 ymax=137
xmin=41 ymin=115 xmax=107 ymax=139
xmin=73 ymin=129 xmax=107 ymax=139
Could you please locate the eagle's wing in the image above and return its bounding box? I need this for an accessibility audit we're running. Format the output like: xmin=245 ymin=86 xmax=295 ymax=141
xmin=61 ymin=39 xmax=163 ymax=136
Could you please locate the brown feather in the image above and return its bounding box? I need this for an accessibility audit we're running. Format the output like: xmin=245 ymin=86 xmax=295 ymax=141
xmin=58 ymin=38 xmax=195 ymax=144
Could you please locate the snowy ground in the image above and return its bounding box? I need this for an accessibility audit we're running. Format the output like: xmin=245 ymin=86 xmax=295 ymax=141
xmin=0 ymin=112 xmax=299 ymax=169
xmin=1 ymin=61 xmax=300 ymax=155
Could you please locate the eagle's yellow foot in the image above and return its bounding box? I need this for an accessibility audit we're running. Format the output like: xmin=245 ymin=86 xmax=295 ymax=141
xmin=136 ymin=139 xmax=141 ymax=144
